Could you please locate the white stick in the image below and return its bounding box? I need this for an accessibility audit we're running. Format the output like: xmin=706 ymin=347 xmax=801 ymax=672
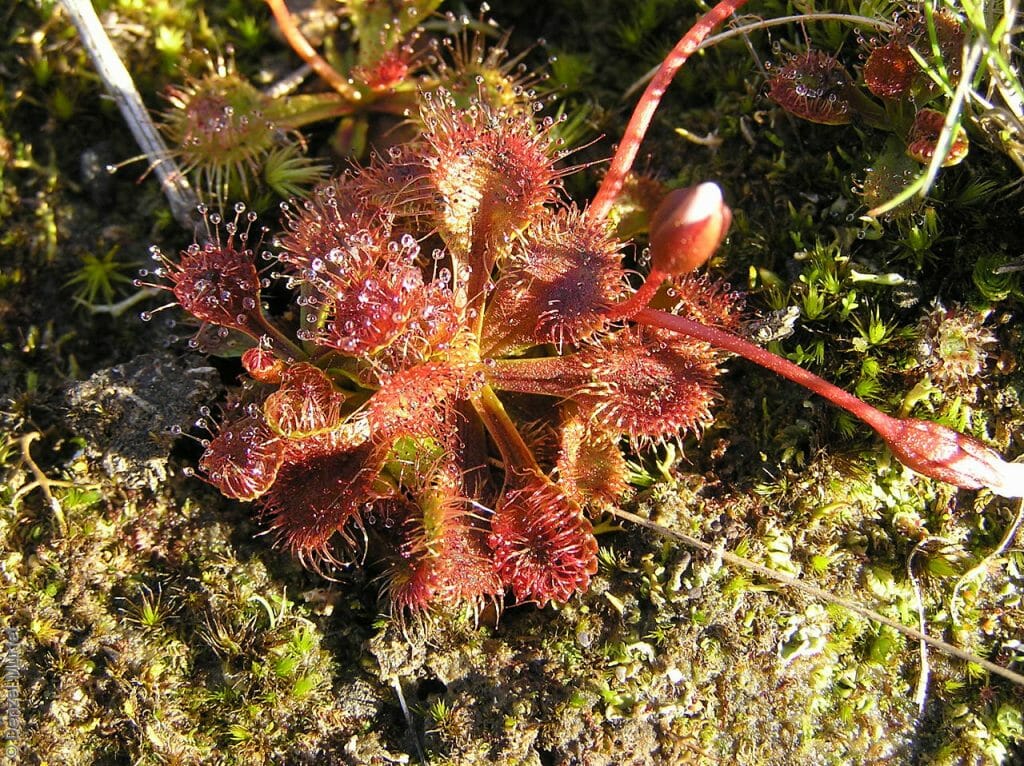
xmin=59 ymin=0 xmax=198 ymax=229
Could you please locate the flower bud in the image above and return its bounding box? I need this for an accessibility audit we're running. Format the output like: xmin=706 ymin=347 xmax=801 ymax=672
xmin=882 ymin=417 xmax=1024 ymax=498
xmin=241 ymin=346 xmax=285 ymax=383
xmin=648 ymin=182 xmax=732 ymax=277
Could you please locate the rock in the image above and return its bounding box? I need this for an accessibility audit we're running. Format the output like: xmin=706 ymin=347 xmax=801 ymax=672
xmin=63 ymin=352 xmax=220 ymax=491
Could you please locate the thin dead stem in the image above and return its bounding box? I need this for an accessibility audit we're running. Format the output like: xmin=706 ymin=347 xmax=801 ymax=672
xmin=951 ymin=494 xmax=1024 ymax=624
xmin=906 ymin=536 xmax=953 ymax=715
xmin=58 ymin=0 xmax=198 ymax=230
xmin=11 ymin=432 xmax=100 ymax=537
xmin=392 ymin=677 xmax=427 ymax=766
xmin=608 ymin=506 xmax=1024 ymax=689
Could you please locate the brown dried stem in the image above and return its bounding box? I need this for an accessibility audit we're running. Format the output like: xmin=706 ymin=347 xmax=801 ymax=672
xmin=610 ymin=507 xmax=1024 ymax=688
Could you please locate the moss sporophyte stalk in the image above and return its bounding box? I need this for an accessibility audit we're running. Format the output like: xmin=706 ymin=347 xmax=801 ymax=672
xmin=139 ymin=0 xmax=1024 ymax=617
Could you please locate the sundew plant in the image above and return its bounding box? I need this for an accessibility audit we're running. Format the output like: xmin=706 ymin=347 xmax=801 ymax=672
xmin=140 ymin=0 xmax=1024 ymax=615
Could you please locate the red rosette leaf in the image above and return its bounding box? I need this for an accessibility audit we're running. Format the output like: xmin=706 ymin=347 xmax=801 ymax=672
xmin=263 ymin=362 xmax=345 ymax=438
xmin=199 ymin=413 xmax=285 ymax=502
xmin=488 ymin=475 xmax=598 ymax=606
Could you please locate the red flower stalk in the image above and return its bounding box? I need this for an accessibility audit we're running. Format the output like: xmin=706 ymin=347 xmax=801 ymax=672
xmin=583 ymin=23 xmax=1017 ymax=499
xmin=632 ymin=308 xmax=1024 ymax=498
xmin=589 ymin=0 xmax=752 ymax=219
xmin=264 ymin=0 xmax=362 ymax=101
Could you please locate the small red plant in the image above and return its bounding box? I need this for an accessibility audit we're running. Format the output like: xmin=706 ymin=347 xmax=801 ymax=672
xmin=766 ymin=7 xmax=971 ymax=193
xmin=906 ymin=107 xmax=970 ymax=166
xmin=154 ymin=0 xmax=1022 ymax=618
xmin=766 ymin=50 xmax=855 ymax=125
xmin=863 ymin=8 xmax=964 ymax=99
